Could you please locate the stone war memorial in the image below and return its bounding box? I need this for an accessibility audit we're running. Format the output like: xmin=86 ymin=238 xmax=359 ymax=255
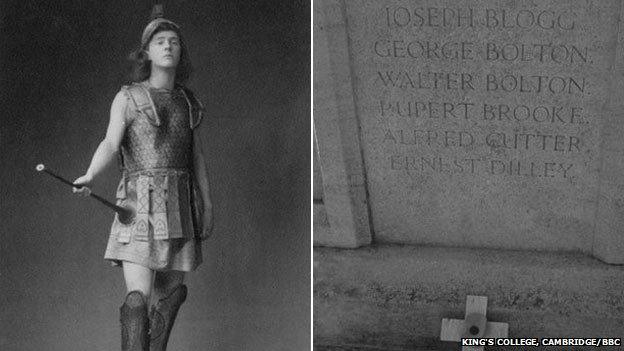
xmin=314 ymin=0 xmax=624 ymax=349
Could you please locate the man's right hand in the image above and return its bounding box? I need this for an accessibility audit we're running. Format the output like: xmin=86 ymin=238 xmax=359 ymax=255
xmin=73 ymin=175 xmax=93 ymax=196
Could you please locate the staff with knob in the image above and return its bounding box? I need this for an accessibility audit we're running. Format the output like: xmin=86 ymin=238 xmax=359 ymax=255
xmin=35 ymin=163 xmax=135 ymax=224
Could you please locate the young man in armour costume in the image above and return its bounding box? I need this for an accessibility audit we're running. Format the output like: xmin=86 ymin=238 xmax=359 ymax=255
xmin=73 ymin=6 xmax=212 ymax=351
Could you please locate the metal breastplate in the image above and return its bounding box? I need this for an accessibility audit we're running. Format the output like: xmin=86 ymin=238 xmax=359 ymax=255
xmin=121 ymin=87 xmax=192 ymax=172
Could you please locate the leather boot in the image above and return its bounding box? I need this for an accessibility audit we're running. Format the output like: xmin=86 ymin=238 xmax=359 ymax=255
xmin=149 ymin=285 xmax=188 ymax=351
xmin=120 ymin=290 xmax=150 ymax=351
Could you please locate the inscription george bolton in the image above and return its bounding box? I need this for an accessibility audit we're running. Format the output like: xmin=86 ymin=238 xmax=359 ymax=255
xmin=374 ymin=41 xmax=587 ymax=64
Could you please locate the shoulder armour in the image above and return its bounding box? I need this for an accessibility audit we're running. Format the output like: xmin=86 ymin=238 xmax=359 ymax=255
xmin=122 ymin=83 xmax=161 ymax=126
xmin=178 ymin=85 xmax=205 ymax=130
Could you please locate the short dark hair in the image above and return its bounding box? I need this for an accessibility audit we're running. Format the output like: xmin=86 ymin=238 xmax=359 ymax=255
xmin=128 ymin=22 xmax=193 ymax=84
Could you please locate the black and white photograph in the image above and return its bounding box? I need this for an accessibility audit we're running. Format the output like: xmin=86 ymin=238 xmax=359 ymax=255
xmin=4 ymin=0 xmax=624 ymax=350
xmin=313 ymin=0 xmax=624 ymax=350
xmin=1 ymin=1 xmax=309 ymax=350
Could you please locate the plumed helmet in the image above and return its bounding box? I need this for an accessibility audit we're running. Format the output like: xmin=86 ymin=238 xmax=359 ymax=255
xmin=141 ymin=4 xmax=180 ymax=47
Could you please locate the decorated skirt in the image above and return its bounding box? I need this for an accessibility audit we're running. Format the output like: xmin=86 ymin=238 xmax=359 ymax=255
xmin=104 ymin=168 xmax=202 ymax=271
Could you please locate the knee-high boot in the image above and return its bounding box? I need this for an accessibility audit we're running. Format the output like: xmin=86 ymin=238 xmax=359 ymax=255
xmin=149 ymin=285 xmax=188 ymax=351
xmin=120 ymin=291 xmax=150 ymax=351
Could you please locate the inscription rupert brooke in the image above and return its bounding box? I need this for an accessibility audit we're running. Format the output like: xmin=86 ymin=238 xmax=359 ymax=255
xmin=366 ymin=4 xmax=594 ymax=180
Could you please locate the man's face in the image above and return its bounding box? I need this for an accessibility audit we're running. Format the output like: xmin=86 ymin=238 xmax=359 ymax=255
xmin=146 ymin=30 xmax=181 ymax=69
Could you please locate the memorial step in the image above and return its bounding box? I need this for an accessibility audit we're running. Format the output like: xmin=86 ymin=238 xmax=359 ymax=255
xmin=314 ymin=244 xmax=624 ymax=350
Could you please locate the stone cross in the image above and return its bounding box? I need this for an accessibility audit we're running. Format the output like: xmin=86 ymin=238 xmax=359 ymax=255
xmin=440 ymin=296 xmax=509 ymax=351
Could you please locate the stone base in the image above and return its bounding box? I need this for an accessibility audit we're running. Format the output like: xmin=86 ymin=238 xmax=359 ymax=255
xmin=314 ymin=245 xmax=624 ymax=350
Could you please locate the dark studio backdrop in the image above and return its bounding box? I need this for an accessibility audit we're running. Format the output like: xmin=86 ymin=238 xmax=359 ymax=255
xmin=0 ymin=1 xmax=310 ymax=350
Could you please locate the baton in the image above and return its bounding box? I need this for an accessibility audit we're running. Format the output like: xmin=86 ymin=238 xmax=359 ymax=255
xmin=35 ymin=163 xmax=134 ymax=224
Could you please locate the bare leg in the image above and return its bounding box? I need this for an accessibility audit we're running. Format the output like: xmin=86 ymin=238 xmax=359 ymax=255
xmin=123 ymin=261 xmax=155 ymax=297
xmin=150 ymin=270 xmax=187 ymax=351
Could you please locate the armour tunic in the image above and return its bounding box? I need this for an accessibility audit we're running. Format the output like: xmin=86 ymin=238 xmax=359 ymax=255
xmin=104 ymin=82 xmax=204 ymax=272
